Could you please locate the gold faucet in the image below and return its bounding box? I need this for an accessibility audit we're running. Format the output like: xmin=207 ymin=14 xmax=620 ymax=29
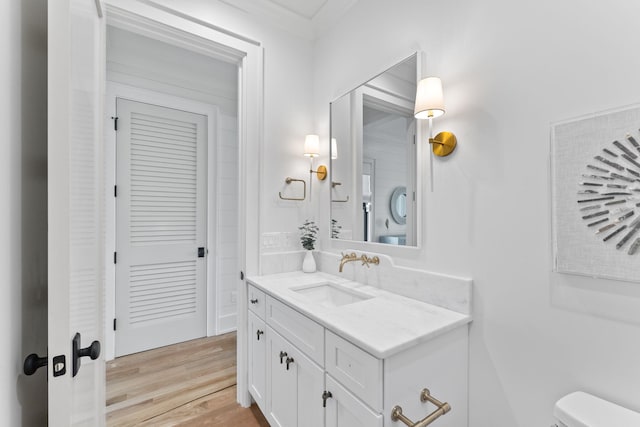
xmin=339 ymin=252 xmax=380 ymax=272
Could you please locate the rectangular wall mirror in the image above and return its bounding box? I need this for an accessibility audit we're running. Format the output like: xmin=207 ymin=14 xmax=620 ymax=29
xmin=330 ymin=53 xmax=420 ymax=247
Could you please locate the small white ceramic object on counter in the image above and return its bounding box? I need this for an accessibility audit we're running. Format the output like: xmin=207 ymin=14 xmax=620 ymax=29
xmin=246 ymin=271 xmax=471 ymax=359
xmin=302 ymin=250 xmax=316 ymax=273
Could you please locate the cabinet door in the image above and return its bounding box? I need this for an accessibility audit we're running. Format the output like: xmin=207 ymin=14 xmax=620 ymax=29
xmin=248 ymin=311 xmax=266 ymax=412
xmin=325 ymin=374 xmax=383 ymax=427
xmin=267 ymin=326 xmax=297 ymax=427
xmin=292 ymin=339 xmax=324 ymax=427
xmin=267 ymin=326 xmax=325 ymax=427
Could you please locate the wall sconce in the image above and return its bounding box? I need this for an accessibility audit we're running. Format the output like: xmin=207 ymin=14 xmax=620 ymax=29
xmin=331 ymin=138 xmax=338 ymax=160
xmin=414 ymin=77 xmax=457 ymax=157
xmin=304 ymin=134 xmax=327 ymax=180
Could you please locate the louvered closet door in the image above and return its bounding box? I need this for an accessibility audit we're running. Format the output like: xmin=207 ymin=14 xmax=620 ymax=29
xmin=115 ymin=98 xmax=207 ymax=357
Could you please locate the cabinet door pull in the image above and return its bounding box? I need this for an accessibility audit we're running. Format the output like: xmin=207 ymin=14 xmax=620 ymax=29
xmin=279 ymin=351 xmax=287 ymax=364
xmin=250 ymin=298 xmax=259 ymax=304
xmin=322 ymin=391 xmax=333 ymax=408
xmin=286 ymin=356 xmax=295 ymax=370
xmin=256 ymin=330 xmax=264 ymax=341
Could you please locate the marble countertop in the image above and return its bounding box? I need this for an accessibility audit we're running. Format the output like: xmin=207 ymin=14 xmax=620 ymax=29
xmin=247 ymin=271 xmax=471 ymax=359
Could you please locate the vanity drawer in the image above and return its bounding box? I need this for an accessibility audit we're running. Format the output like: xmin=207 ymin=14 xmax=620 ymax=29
xmin=248 ymin=284 xmax=266 ymax=320
xmin=325 ymin=330 xmax=383 ymax=412
xmin=265 ymin=295 xmax=324 ymax=366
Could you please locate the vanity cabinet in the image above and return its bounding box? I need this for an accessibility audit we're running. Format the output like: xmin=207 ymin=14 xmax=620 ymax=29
xmin=247 ymin=281 xmax=469 ymax=427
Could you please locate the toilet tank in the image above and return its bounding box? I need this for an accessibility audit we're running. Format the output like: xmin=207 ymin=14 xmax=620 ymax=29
xmin=554 ymin=391 xmax=640 ymax=427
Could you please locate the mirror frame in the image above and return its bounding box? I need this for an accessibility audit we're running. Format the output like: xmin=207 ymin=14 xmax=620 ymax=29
xmin=329 ymin=51 xmax=424 ymax=252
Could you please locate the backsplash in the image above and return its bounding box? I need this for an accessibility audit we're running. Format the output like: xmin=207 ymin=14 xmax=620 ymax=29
xmin=260 ymin=231 xmax=304 ymax=275
xmin=258 ymin=240 xmax=472 ymax=315
xmin=261 ymin=231 xmax=299 ymax=253
xmin=315 ymin=252 xmax=472 ymax=315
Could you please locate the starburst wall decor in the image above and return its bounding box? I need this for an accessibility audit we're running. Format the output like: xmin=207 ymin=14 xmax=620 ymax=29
xmin=552 ymin=105 xmax=640 ymax=282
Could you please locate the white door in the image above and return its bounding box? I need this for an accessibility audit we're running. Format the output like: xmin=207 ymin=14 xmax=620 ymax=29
xmin=48 ymin=0 xmax=106 ymax=424
xmin=115 ymin=98 xmax=207 ymax=356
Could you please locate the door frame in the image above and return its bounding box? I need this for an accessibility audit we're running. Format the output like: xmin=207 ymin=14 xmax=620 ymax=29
xmin=105 ymin=1 xmax=263 ymax=407
xmin=104 ymin=82 xmax=220 ymax=361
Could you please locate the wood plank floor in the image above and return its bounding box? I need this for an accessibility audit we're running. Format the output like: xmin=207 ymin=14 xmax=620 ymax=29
xmin=106 ymin=332 xmax=269 ymax=426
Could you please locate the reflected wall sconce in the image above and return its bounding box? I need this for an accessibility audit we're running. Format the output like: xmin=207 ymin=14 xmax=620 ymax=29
xmin=414 ymin=77 xmax=457 ymax=157
xmin=331 ymin=138 xmax=338 ymax=160
xmin=304 ymin=134 xmax=327 ymax=180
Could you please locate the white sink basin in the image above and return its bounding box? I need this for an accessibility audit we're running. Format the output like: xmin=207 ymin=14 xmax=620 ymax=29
xmin=292 ymin=282 xmax=373 ymax=308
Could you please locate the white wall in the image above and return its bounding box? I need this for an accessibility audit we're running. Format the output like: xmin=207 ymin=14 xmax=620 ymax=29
xmin=314 ymin=0 xmax=640 ymax=425
xmin=0 ymin=0 xmax=48 ymax=425
xmin=107 ymin=26 xmax=238 ymax=116
xmin=217 ymin=114 xmax=240 ymax=330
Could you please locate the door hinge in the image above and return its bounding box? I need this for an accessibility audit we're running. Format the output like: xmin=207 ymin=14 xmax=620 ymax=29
xmin=113 ymin=252 xmax=117 ymax=264
xmin=112 ymin=116 xmax=118 ymax=131
xmin=114 ymin=185 xmax=117 ymax=197
xmin=113 ymin=318 xmax=117 ymax=331
xmin=240 ymin=271 xmax=245 ymax=280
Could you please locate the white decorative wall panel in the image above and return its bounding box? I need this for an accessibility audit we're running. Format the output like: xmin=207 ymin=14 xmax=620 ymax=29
xmin=552 ymin=105 xmax=640 ymax=282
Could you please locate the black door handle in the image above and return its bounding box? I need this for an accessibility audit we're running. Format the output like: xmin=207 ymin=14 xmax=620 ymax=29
xmin=72 ymin=333 xmax=100 ymax=377
xmin=23 ymin=353 xmax=47 ymax=376
xmin=286 ymin=356 xmax=295 ymax=370
xmin=322 ymin=391 xmax=333 ymax=408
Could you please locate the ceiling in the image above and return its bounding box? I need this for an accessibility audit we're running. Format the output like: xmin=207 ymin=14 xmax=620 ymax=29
xmin=218 ymin=0 xmax=359 ymax=39
xmin=268 ymin=0 xmax=329 ymax=20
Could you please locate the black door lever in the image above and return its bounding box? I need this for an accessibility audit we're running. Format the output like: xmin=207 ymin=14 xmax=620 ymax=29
xmin=72 ymin=333 xmax=100 ymax=377
xmin=23 ymin=353 xmax=47 ymax=376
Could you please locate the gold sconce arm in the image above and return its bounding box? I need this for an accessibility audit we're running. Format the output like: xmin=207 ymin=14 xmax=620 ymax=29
xmin=429 ymin=132 xmax=457 ymax=157
xmin=391 ymin=389 xmax=451 ymax=427
xmin=310 ymin=165 xmax=327 ymax=180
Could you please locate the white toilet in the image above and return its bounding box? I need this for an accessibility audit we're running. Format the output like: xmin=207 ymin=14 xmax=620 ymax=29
xmin=554 ymin=391 xmax=640 ymax=426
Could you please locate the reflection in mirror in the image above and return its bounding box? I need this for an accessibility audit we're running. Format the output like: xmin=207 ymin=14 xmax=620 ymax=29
xmin=390 ymin=186 xmax=407 ymax=225
xmin=330 ymin=53 xmax=419 ymax=246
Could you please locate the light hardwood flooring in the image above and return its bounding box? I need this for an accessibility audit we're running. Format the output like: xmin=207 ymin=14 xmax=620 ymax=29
xmin=106 ymin=332 xmax=269 ymax=426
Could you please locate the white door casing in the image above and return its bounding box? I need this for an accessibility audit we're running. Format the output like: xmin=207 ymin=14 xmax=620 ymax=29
xmin=48 ymin=0 xmax=106 ymax=424
xmin=115 ymin=98 xmax=207 ymax=356
xmin=102 ymin=0 xmax=262 ymax=407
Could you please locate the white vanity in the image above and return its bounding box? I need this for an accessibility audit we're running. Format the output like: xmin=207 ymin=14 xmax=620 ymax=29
xmin=246 ymin=271 xmax=471 ymax=427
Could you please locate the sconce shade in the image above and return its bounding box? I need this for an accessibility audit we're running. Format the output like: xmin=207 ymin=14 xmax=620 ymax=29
xmin=414 ymin=77 xmax=445 ymax=119
xmin=331 ymin=138 xmax=338 ymax=160
xmin=303 ymin=134 xmax=320 ymax=157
